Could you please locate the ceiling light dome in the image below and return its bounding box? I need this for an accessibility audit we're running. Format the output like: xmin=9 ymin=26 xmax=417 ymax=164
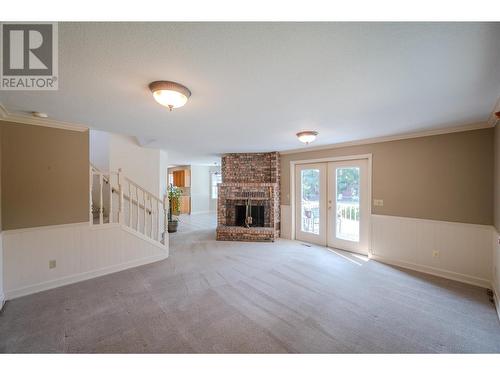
xmin=149 ymin=81 xmax=191 ymax=111
xmin=32 ymin=111 xmax=48 ymax=118
xmin=296 ymin=130 xmax=318 ymax=144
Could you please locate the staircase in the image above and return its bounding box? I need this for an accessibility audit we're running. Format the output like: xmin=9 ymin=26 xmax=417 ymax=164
xmin=90 ymin=164 xmax=168 ymax=246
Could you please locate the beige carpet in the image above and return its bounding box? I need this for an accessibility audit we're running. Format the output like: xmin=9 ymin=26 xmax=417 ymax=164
xmin=1 ymin=213 xmax=499 ymax=353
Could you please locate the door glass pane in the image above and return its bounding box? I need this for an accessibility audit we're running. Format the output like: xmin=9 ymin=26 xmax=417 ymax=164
xmin=336 ymin=167 xmax=360 ymax=242
xmin=301 ymin=169 xmax=320 ymax=234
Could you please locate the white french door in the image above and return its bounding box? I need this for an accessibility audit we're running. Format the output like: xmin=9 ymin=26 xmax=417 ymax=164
xmin=327 ymin=159 xmax=369 ymax=255
xmin=295 ymin=163 xmax=327 ymax=245
xmin=294 ymin=158 xmax=370 ymax=254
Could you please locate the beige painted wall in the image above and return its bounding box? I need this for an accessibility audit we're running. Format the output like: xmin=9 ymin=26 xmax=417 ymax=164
xmin=281 ymin=126 xmax=493 ymax=225
xmin=494 ymin=125 xmax=500 ymax=231
xmin=0 ymin=129 xmax=3 ymax=306
xmin=1 ymin=121 xmax=89 ymax=230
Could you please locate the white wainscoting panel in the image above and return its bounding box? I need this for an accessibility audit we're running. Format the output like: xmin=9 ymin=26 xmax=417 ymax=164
xmin=3 ymin=222 xmax=168 ymax=299
xmin=371 ymin=214 xmax=492 ymax=288
xmin=493 ymin=228 xmax=500 ymax=322
xmin=0 ymin=232 xmax=4 ymax=310
xmin=280 ymin=205 xmax=292 ymax=239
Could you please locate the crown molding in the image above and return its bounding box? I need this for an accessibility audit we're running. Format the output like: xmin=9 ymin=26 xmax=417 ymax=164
xmin=0 ymin=103 xmax=88 ymax=132
xmin=280 ymin=121 xmax=492 ymax=155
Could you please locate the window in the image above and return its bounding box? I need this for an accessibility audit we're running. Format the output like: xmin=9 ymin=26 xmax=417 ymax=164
xmin=211 ymin=172 xmax=222 ymax=199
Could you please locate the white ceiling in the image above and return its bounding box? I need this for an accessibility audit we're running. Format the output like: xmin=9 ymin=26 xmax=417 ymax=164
xmin=1 ymin=22 xmax=499 ymax=165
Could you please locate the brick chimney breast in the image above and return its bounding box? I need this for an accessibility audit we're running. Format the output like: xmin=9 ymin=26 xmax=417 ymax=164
xmin=216 ymin=152 xmax=280 ymax=242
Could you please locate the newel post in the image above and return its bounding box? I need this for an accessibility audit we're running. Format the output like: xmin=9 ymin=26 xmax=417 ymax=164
xmin=117 ymin=168 xmax=125 ymax=224
xmin=163 ymin=193 xmax=168 ymax=243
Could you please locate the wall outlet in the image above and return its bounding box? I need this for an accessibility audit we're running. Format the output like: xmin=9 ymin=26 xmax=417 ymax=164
xmin=432 ymin=250 xmax=439 ymax=258
xmin=49 ymin=260 xmax=56 ymax=269
xmin=373 ymin=199 xmax=384 ymax=207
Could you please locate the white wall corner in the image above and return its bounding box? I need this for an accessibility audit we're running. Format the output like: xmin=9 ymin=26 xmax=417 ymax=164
xmin=190 ymin=165 xmax=211 ymax=214
xmin=159 ymin=150 xmax=168 ymax=198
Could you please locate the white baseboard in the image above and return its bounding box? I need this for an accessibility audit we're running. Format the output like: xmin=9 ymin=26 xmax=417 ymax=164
xmin=6 ymin=253 xmax=167 ymax=300
xmin=370 ymin=254 xmax=492 ymax=289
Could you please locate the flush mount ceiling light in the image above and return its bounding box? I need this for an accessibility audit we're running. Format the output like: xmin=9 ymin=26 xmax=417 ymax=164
xmin=296 ymin=130 xmax=318 ymax=144
xmin=32 ymin=111 xmax=48 ymax=118
xmin=149 ymin=81 xmax=191 ymax=111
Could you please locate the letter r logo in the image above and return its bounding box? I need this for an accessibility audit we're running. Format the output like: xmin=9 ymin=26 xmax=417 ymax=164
xmin=2 ymin=24 xmax=53 ymax=76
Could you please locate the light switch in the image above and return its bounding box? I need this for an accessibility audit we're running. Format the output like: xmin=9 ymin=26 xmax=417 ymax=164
xmin=373 ymin=199 xmax=384 ymax=207
xmin=49 ymin=260 xmax=56 ymax=269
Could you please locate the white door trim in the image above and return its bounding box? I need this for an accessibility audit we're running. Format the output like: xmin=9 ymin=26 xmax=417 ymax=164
xmin=289 ymin=154 xmax=372 ymax=252
xmin=327 ymin=159 xmax=370 ymax=255
xmin=294 ymin=163 xmax=328 ymax=245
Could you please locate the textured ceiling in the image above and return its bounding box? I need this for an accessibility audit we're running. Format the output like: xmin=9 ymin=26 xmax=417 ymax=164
xmin=1 ymin=22 xmax=499 ymax=164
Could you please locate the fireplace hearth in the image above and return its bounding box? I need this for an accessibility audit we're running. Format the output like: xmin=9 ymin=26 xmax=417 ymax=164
xmin=216 ymin=152 xmax=280 ymax=242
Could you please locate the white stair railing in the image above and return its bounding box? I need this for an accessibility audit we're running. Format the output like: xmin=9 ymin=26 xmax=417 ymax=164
xmin=90 ymin=164 xmax=168 ymax=245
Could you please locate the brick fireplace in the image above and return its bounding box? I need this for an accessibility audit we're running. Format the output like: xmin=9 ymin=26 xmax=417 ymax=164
xmin=216 ymin=152 xmax=280 ymax=242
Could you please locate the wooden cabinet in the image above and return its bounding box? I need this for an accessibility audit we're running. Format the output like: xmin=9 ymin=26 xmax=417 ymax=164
xmin=172 ymin=170 xmax=191 ymax=187
xmin=171 ymin=168 xmax=191 ymax=214
xmin=173 ymin=170 xmax=184 ymax=187
xmin=179 ymin=196 xmax=190 ymax=214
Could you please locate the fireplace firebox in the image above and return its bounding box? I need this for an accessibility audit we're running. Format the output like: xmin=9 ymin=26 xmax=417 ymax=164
xmin=235 ymin=204 xmax=265 ymax=227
